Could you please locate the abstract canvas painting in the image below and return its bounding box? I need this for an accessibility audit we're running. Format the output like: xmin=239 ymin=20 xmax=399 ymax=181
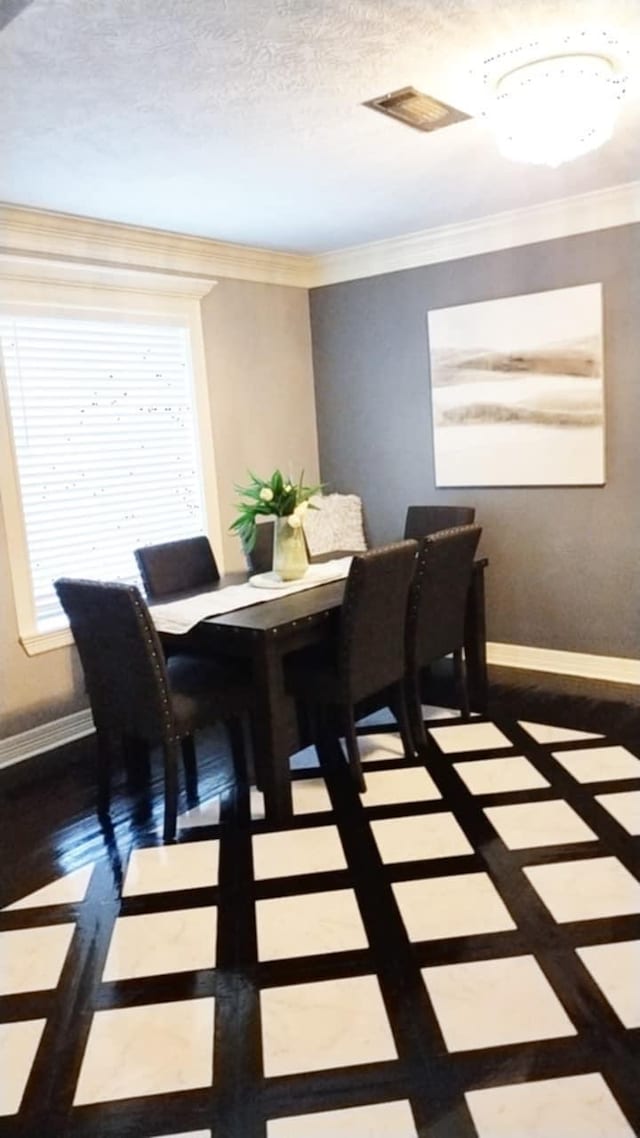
xmin=427 ymin=283 xmax=604 ymax=487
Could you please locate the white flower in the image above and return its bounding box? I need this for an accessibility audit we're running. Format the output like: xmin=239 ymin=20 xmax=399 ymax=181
xmin=294 ymin=500 xmax=309 ymax=515
xmin=287 ymin=513 xmax=302 ymax=528
xmin=284 ymin=483 xmax=292 ymax=492
xmin=259 ymin=486 xmax=274 ymax=502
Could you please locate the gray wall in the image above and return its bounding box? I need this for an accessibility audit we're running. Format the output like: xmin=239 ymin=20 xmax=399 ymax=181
xmin=309 ymin=224 xmax=640 ymax=658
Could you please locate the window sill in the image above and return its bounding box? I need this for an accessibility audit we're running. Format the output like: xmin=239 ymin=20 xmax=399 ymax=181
xmin=21 ymin=627 xmax=74 ymax=656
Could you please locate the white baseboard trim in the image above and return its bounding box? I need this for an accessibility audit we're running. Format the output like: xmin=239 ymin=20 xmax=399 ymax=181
xmin=0 ymin=709 xmax=95 ymax=770
xmin=487 ymin=642 xmax=640 ymax=685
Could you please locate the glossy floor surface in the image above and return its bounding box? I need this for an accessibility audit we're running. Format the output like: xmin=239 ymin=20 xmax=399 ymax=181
xmin=1 ymin=690 xmax=639 ymax=1137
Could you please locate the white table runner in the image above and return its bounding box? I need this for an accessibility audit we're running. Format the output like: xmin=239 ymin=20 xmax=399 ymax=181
xmin=150 ymin=557 xmax=352 ymax=635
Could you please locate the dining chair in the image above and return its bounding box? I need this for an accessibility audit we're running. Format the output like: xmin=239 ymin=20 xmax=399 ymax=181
xmin=404 ymin=504 xmax=476 ymax=539
xmin=405 ymin=525 xmax=482 ymax=747
xmin=285 ymin=540 xmax=418 ymax=791
xmin=55 ymin=578 xmax=254 ymax=841
xmin=135 ymin=535 xmax=220 ymax=602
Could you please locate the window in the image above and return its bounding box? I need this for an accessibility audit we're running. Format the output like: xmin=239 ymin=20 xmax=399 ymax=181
xmin=0 ymin=265 xmax=220 ymax=652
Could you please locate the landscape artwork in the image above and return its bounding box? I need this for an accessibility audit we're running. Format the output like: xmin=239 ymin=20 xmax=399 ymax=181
xmin=427 ymin=283 xmax=605 ymax=487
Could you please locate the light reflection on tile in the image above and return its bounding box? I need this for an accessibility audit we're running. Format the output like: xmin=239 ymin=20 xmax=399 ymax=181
xmin=151 ymin=1132 xmax=211 ymax=1138
xmin=360 ymin=767 xmax=441 ymax=807
xmin=102 ymin=907 xmax=217 ymax=981
xmin=394 ymin=873 xmax=515 ymax=942
xmin=261 ymin=975 xmax=396 ymax=1077
xmin=256 ymin=890 xmax=367 ymax=961
xmin=251 ymin=779 xmax=332 ymax=820
xmin=122 ymin=841 xmax=219 ymax=896
xmin=485 ymin=800 xmax=597 ymax=850
xmin=356 ymin=733 xmax=406 ymax=765
xmin=466 ymin=1072 xmax=634 ymax=1138
xmin=552 ymin=745 xmax=640 ymax=783
xmin=519 ymin=721 xmax=602 ymax=745
xmin=178 ymin=797 xmax=220 ymax=828
xmin=4 ymin=864 xmax=93 ymax=910
xmin=267 ymin=1099 xmax=418 ymax=1136
xmin=253 ymin=826 xmax=347 ymax=881
xmin=0 ymin=1020 xmax=46 ymax=1116
xmin=524 ymin=857 xmax=640 ymax=922
xmin=454 ymin=755 xmax=549 ymax=795
xmin=577 ymin=941 xmax=640 ymax=1028
xmin=0 ymin=924 xmax=75 ymax=995
xmin=429 ymin=722 xmax=512 ymax=754
xmin=74 ymin=997 xmax=215 ymax=1104
xmin=596 ymin=790 xmax=640 ymax=835
xmin=371 ymin=811 xmax=473 ymax=864
xmin=422 ymin=955 xmax=576 ymax=1051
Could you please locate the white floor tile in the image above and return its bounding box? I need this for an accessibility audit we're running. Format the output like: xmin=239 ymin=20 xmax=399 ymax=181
xmin=454 ymin=756 xmax=549 ymax=795
xmin=0 ymin=924 xmax=75 ymax=995
xmin=518 ymin=721 xmax=602 ymax=745
xmin=466 ymin=1072 xmax=634 ymax=1138
xmin=178 ymin=797 xmax=221 ymax=828
xmin=253 ymin=825 xmax=347 ymax=881
xmin=261 ymin=975 xmax=396 ymax=1077
xmin=102 ymin=907 xmax=217 ymax=981
xmin=524 ymin=856 xmax=640 ymax=922
xmin=0 ymin=1020 xmax=46 ymax=1116
xmin=429 ymin=722 xmax=512 ymax=754
xmin=421 ymin=955 xmax=576 ymax=1051
xmin=356 ymin=708 xmax=397 ymax=728
xmin=153 ymin=1132 xmax=211 ymax=1138
xmin=122 ymin=841 xmax=219 ymax=896
xmin=256 ymin=890 xmax=367 ymax=961
xmin=371 ymin=812 xmax=473 ymax=864
xmin=251 ymin=779 xmax=332 ymax=820
xmin=596 ymin=790 xmax=640 ymax=835
xmin=357 ymin=733 xmax=406 ymax=765
xmin=484 ymin=800 xmax=597 ymax=850
xmin=289 ymin=744 xmax=320 ymax=770
xmin=577 ymin=940 xmax=640 ymax=1028
xmin=394 ymin=873 xmax=515 ymax=942
xmin=552 ymin=745 xmax=640 ymax=783
xmin=267 ymin=1099 xmax=418 ymax=1136
xmin=74 ymin=997 xmax=215 ymax=1104
xmin=4 ymin=864 xmax=93 ymax=910
xmin=360 ymin=767 xmax=441 ymax=807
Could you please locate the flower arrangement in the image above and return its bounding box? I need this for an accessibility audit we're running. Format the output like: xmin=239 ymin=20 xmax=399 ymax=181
xmin=230 ymin=469 xmax=321 ymax=551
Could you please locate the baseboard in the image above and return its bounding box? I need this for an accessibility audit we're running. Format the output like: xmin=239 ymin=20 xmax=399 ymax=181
xmin=487 ymin=642 xmax=640 ymax=685
xmin=0 ymin=709 xmax=95 ymax=770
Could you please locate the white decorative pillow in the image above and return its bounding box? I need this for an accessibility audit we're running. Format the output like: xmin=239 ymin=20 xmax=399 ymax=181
xmin=303 ymin=493 xmax=368 ymax=555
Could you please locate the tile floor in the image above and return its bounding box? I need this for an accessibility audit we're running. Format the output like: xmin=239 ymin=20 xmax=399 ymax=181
xmin=1 ymin=713 xmax=639 ymax=1137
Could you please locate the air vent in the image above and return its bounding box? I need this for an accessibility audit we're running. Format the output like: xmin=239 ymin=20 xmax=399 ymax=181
xmin=363 ymin=86 xmax=471 ymax=132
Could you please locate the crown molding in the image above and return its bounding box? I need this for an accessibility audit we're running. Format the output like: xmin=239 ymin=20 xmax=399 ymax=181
xmin=308 ymin=181 xmax=640 ymax=286
xmin=0 ymin=203 xmax=314 ymax=288
xmin=0 ymin=254 xmax=216 ymax=299
xmin=487 ymin=642 xmax=640 ymax=685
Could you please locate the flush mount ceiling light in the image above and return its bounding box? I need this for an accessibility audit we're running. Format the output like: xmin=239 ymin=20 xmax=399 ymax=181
xmin=487 ymin=39 xmax=627 ymax=167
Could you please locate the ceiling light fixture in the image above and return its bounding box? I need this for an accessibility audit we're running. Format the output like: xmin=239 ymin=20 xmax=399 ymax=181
xmin=486 ymin=37 xmax=627 ymax=167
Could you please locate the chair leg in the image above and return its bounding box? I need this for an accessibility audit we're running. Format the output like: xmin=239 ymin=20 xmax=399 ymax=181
xmin=393 ymin=682 xmax=416 ymax=759
xmin=453 ymin=648 xmax=470 ymax=719
xmin=405 ymin=670 xmax=427 ymax=749
xmin=180 ymin=735 xmax=199 ymax=805
xmin=247 ymin=714 xmax=263 ymax=791
xmin=343 ymin=705 xmax=366 ymax=793
xmin=227 ymin=716 xmax=248 ymax=785
xmin=162 ymin=739 xmax=180 ymax=843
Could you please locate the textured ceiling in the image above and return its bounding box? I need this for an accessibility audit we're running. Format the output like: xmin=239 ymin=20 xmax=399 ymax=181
xmin=2 ymin=0 xmax=640 ymax=253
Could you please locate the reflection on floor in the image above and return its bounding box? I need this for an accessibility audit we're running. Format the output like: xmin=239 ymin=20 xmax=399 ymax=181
xmin=1 ymin=706 xmax=639 ymax=1137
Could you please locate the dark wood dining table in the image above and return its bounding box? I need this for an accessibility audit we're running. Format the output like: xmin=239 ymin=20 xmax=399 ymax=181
xmin=165 ymin=558 xmax=488 ymax=826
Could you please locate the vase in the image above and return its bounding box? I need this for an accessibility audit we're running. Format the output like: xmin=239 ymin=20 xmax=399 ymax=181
xmin=272 ymin=516 xmax=309 ymax=581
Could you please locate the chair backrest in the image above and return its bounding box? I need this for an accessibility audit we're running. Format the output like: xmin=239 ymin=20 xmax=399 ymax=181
xmin=406 ymin=525 xmax=482 ymax=670
xmin=135 ymin=536 xmax=219 ymax=601
xmin=243 ymin=519 xmax=275 ymax=574
xmin=55 ymin=578 xmax=174 ymax=741
xmin=404 ymin=504 xmax=476 ymax=540
xmin=339 ymin=540 xmax=417 ymax=703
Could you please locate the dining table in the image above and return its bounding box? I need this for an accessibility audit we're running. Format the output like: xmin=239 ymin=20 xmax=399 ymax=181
xmin=158 ymin=556 xmax=489 ymax=826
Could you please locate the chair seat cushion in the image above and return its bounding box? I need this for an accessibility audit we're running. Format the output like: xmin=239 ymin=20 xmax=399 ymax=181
xmin=168 ymin=655 xmax=253 ymax=735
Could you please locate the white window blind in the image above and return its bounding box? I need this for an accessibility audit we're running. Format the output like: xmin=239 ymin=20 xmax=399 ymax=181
xmin=0 ymin=313 xmax=205 ymax=631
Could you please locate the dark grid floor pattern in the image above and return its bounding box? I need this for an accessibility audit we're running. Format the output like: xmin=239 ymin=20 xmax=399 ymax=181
xmin=1 ymin=713 xmax=639 ymax=1137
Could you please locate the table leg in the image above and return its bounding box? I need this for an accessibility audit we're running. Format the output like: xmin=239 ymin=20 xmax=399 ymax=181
xmin=465 ymin=563 xmax=489 ymax=713
xmin=252 ymin=636 xmax=294 ymax=825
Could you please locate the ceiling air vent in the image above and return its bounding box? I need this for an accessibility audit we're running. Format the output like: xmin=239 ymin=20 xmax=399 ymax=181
xmin=363 ymin=86 xmax=471 ymax=132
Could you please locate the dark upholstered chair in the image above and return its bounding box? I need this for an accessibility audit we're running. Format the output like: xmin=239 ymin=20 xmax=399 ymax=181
xmin=286 ymin=541 xmax=418 ymax=791
xmin=242 ymin=519 xmax=275 ymax=574
xmin=55 ymin=578 xmax=253 ymax=841
xmin=404 ymin=505 xmax=476 ymax=540
xmin=135 ymin=535 xmax=220 ymax=602
xmin=405 ymin=525 xmax=482 ymax=746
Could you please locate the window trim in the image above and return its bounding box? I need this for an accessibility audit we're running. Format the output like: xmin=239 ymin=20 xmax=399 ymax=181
xmin=0 ymin=257 xmax=220 ymax=655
